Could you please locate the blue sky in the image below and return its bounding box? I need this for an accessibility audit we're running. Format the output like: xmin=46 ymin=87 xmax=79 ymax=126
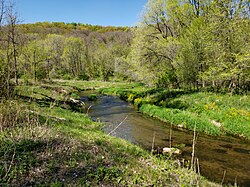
xmin=16 ymin=0 xmax=148 ymax=26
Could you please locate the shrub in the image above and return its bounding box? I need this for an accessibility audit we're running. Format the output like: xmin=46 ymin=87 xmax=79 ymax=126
xmin=62 ymin=74 xmax=72 ymax=80
xmin=0 ymin=101 xmax=27 ymax=131
xmin=88 ymin=94 xmax=97 ymax=101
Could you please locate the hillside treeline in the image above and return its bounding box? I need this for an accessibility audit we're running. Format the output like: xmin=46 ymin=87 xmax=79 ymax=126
xmin=0 ymin=0 xmax=132 ymax=98
xmin=1 ymin=0 xmax=250 ymax=99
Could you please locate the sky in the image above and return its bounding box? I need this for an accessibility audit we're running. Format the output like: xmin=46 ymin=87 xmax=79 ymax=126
xmin=15 ymin=0 xmax=148 ymax=27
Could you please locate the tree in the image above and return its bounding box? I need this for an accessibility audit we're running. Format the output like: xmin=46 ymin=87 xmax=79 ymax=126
xmin=129 ymin=0 xmax=250 ymax=92
xmin=129 ymin=0 xmax=178 ymax=87
xmin=198 ymin=0 xmax=250 ymax=92
xmin=62 ymin=37 xmax=87 ymax=78
xmin=0 ymin=0 xmax=21 ymax=98
xmin=44 ymin=34 xmax=65 ymax=79
xmin=6 ymin=0 xmax=21 ymax=85
xmin=21 ymin=39 xmax=47 ymax=82
xmin=0 ymin=0 xmax=7 ymax=97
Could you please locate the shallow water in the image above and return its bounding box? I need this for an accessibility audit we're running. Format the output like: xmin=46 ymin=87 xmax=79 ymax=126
xmin=81 ymin=93 xmax=250 ymax=186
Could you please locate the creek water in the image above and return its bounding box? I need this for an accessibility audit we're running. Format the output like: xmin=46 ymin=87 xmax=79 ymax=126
xmin=81 ymin=92 xmax=250 ymax=186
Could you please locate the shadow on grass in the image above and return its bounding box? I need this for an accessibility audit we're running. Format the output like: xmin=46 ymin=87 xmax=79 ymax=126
xmin=18 ymin=94 xmax=84 ymax=113
xmin=132 ymin=88 xmax=198 ymax=110
xmin=0 ymin=138 xmax=62 ymax=185
xmin=0 ymin=133 xmax=136 ymax=186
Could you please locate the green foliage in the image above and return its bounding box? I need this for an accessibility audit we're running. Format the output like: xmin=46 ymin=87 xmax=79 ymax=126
xmin=62 ymin=37 xmax=86 ymax=77
xmin=87 ymin=94 xmax=97 ymax=101
xmin=140 ymin=104 xmax=220 ymax=135
xmin=20 ymin=39 xmax=48 ymax=82
xmin=129 ymin=0 xmax=250 ymax=92
xmin=16 ymin=22 xmax=131 ymax=82
xmin=78 ymin=72 xmax=89 ymax=81
xmin=62 ymin=73 xmax=72 ymax=80
xmin=19 ymin=22 xmax=129 ymax=34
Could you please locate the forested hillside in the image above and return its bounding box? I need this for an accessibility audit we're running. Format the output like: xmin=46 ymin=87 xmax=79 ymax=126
xmin=1 ymin=18 xmax=132 ymax=97
xmin=1 ymin=0 xmax=250 ymax=98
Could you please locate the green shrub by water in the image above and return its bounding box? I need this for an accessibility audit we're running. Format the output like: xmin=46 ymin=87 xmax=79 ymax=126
xmin=88 ymin=94 xmax=98 ymax=101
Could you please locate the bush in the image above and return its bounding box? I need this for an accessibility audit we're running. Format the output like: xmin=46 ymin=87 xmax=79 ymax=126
xmin=78 ymin=73 xmax=89 ymax=81
xmin=62 ymin=74 xmax=72 ymax=80
xmin=88 ymin=94 xmax=97 ymax=101
xmin=0 ymin=100 xmax=41 ymax=131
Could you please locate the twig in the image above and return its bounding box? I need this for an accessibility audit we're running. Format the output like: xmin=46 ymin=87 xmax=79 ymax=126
xmin=191 ymin=123 xmax=196 ymax=170
xmin=151 ymin=132 xmax=156 ymax=154
xmin=234 ymin=176 xmax=238 ymax=187
xmin=197 ymin=158 xmax=200 ymax=186
xmin=108 ymin=116 xmax=128 ymax=135
xmin=197 ymin=158 xmax=200 ymax=176
xmin=49 ymin=101 xmax=56 ymax=109
xmin=169 ymin=123 xmax=172 ymax=148
xmin=4 ymin=147 xmax=16 ymax=181
xmin=26 ymin=110 xmax=66 ymax=121
xmin=221 ymin=170 xmax=226 ymax=185
xmin=87 ymin=105 xmax=92 ymax=114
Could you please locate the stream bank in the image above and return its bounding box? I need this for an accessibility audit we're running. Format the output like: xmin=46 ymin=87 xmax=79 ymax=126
xmin=99 ymin=86 xmax=250 ymax=139
xmin=1 ymin=81 xmax=217 ymax=186
xmin=82 ymin=92 xmax=250 ymax=186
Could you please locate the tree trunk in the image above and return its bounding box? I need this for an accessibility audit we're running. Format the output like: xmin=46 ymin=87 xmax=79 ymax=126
xmin=47 ymin=59 xmax=51 ymax=80
xmin=34 ymin=61 xmax=37 ymax=82
xmin=13 ymin=47 xmax=18 ymax=85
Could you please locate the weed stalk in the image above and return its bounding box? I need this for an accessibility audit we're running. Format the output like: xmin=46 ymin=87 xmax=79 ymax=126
xmin=151 ymin=131 xmax=156 ymax=154
xmin=108 ymin=116 xmax=128 ymax=135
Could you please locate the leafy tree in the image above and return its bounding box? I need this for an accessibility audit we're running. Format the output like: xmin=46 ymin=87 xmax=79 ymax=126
xmin=129 ymin=0 xmax=178 ymax=86
xmin=0 ymin=0 xmax=21 ymax=98
xmin=198 ymin=0 xmax=250 ymax=92
xmin=129 ymin=0 xmax=250 ymax=92
xmin=44 ymin=34 xmax=65 ymax=79
xmin=21 ymin=39 xmax=47 ymax=82
xmin=62 ymin=37 xmax=87 ymax=78
xmin=5 ymin=1 xmax=21 ymax=85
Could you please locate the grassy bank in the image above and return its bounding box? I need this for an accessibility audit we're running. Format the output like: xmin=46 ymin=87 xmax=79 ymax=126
xmin=100 ymin=85 xmax=250 ymax=139
xmin=0 ymin=80 xmax=217 ymax=186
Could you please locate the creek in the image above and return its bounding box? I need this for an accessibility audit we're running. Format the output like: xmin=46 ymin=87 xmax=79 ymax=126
xmin=81 ymin=92 xmax=250 ymax=186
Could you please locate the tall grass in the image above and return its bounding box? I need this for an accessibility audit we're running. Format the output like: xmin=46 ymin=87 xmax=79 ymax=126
xmin=0 ymin=100 xmax=32 ymax=131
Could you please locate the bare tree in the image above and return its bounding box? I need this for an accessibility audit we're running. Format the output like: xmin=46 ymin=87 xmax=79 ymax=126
xmin=0 ymin=0 xmax=5 ymax=27
xmin=0 ymin=0 xmax=21 ymax=98
xmin=6 ymin=0 xmax=20 ymax=85
xmin=0 ymin=0 xmax=8 ymax=98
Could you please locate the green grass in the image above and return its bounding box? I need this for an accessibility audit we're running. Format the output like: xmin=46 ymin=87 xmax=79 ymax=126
xmin=52 ymin=79 xmax=140 ymax=91
xmin=140 ymin=104 xmax=221 ymax=135
xmin=0 ymin=80 xmax=219 ymax=186
xmin=100 ymin=86 xmax=250 ymax=139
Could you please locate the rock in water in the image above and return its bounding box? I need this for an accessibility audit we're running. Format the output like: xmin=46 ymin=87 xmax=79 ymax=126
xmin=162 ymin=147 xmax=182 ymax=155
